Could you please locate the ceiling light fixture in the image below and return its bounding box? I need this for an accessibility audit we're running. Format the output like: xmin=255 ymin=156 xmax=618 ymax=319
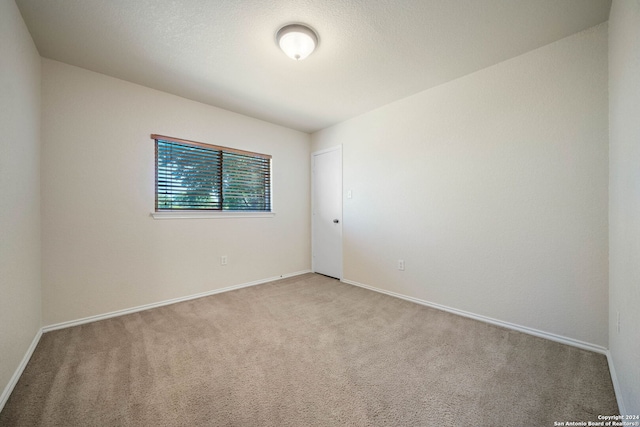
xmin=276 ymin=24 xmax=318 ymax=61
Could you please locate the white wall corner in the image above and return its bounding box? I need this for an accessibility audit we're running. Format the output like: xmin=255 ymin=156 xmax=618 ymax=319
xmin=0 ymin=328 xmax=43 ymax=413
xmin=606 ymin=350 xmax=627 ymax=416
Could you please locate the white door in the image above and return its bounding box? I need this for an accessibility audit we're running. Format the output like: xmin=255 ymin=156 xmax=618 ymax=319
xmin=312 ymin=146 xmax=342 ymax=279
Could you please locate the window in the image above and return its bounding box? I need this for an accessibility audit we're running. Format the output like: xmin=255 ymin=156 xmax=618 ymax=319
xmin=152 ymin=134 xmax=271 ymax=212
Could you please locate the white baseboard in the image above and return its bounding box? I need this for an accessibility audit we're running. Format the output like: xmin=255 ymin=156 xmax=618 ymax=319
xmin=43 ymin=270 xmax=312 ymax=332
xmin=5 ymin=272 xmax=624 ymax=417
xmin=343 ymin=278 xmax=635 ymax=414
xmin=341 ymin=278 xmax=608 ymax=355
xmin=1 ymin=271 xmax=311 ymax=413
xmin=605 ymin=350 xmax=627 ymax=415
xmin=0 ymin=328 xmax=42 ymax=413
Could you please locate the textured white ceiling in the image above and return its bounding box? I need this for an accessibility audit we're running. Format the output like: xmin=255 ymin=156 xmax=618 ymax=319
xmin=16 ymin=0 xmax=611 ymax=133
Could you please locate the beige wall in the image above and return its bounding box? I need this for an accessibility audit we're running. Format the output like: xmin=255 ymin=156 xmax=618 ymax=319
xmin=41 ymin=59 xmax=311 ymax=325
xmin=0 ymin=0 xmax=42 ymax=404
xmin=608 ymin=0 xmax=640 ymax=415
xmin=312 ymin=24 xmax=609 ymax=347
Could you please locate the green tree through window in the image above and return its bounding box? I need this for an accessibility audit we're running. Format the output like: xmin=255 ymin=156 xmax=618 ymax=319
xmin=153 ymin=135 xmax=271 ymax=211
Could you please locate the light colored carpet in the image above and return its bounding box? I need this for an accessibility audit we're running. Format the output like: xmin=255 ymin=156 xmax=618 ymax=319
xmin=0 ymin=273 xmax=618 ymax=426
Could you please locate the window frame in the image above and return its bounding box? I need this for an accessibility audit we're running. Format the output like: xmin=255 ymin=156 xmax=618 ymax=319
xmin=150 ymin=134 xmax=274 ymax=219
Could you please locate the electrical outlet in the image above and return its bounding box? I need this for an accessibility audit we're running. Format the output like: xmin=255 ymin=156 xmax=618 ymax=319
xmin=347 ymin=190 xmax=352 ymax=199
xmin=221 ymin=255 xmax=228 ymax=266
xmin=397 ymin=259 xmax=405 ymax=271
xmin=617 ymin=311 xmax=620 ymax=333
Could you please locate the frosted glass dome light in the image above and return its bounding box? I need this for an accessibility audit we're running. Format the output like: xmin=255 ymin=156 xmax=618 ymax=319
xmin=276 ymin=24 xmax=318 ymax=61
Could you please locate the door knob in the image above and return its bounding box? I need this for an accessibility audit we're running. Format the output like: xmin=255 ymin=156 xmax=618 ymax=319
xmin=333 ymin=219 xmax=339 ymax=223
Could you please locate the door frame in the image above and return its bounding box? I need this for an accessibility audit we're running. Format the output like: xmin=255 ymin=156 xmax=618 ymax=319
xmin=311 ymin=145 xmax=343 ymax=279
